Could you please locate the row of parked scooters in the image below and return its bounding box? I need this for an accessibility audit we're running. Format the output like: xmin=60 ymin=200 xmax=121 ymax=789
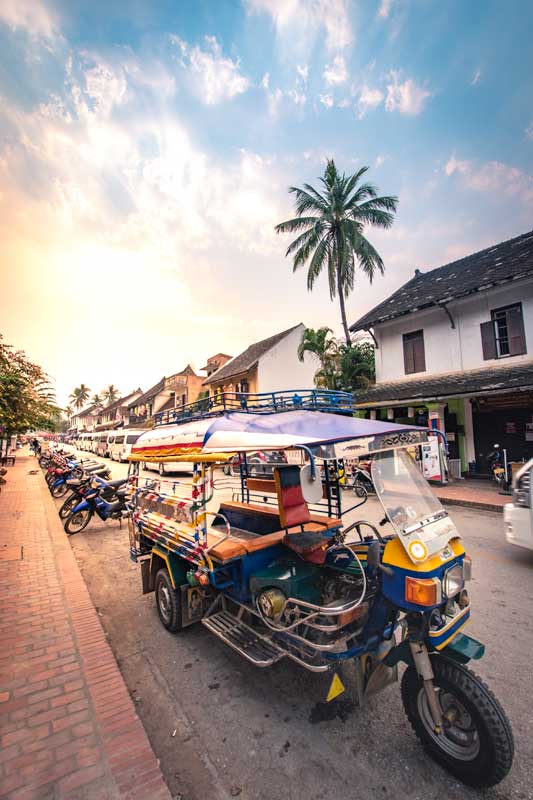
xmin=38 ymin=448 xmax=130 ymax=534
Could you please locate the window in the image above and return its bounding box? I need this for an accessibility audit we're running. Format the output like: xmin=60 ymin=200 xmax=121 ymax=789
xmin=126 ymin=434 xmax=139 ymax=444
xmin=115 ymin=435 xmax=124 ymax=445
xmin=480 ymin=303 xmax=527 ymax=360
xmin=403 ymin=330 xmax=426 ymax=374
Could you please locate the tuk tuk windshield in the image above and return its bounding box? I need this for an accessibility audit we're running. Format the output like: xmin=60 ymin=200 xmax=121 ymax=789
xmin=372 ymin=449 xmax=447 ymax=540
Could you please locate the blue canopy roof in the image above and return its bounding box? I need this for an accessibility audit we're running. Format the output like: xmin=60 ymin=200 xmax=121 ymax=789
xmin=202 ymin=410 xmax=424 ymax=453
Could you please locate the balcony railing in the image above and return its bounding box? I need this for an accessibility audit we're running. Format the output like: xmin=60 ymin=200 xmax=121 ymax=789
xmin=153 ymin=389 xmax=354 ymax=427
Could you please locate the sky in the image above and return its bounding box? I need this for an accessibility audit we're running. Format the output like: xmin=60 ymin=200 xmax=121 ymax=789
xmin=1 ymin=0 xmax=532 ymax=408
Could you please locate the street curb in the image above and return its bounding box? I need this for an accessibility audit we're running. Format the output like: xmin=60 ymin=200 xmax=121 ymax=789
xmin=36 ymin=466 xmax=172 ymax=800
xmin=439 ymin=496 xmax=505 ymax=513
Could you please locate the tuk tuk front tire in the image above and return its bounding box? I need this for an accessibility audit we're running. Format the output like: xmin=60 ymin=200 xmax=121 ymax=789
xmin=401 ymin=655 xmax=513 ymax=788
xmin=155 ymin=568 xmax=183 ymax=633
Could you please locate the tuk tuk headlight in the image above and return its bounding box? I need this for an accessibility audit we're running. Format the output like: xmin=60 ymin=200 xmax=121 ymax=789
xmin=443 ymin=563 xmax=464 ymax=599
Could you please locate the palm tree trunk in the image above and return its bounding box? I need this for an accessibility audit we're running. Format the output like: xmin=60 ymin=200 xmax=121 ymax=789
xmin=337 ymin=267 xmax=351 ymax=346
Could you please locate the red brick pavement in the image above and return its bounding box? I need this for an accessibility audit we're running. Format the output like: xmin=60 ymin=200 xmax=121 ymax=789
xmin=0 ymin=457 xmax=171 ymax=800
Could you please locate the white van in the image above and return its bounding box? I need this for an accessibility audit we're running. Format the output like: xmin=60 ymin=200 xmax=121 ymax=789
xmin=504 ymin=459 xmax=533 ymax=551
xmin=142 ymin=459 xmax=195 ymax=476
xmin=95 ymin=432 xmax=112 ymax=458
xmin=109 ymin=429 xmax=147 ymax=463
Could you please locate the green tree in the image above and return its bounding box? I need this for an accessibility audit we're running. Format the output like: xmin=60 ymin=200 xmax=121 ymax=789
xmin=297 ymin=327 xmax=339 ymax=389
xmin=90 ymin=393 xmax=103 ymax=410
xmin=275 ymin=159 xmax=398 ymax=345
xmin=102 ymin=384 xmax=119 ymax=405
xmin=0 ymin=335 xmax=60 ymax=454
xmin=337 ymin=341 xmax=376 ymax=391
xmin=69 ymin=384 xmax=90 ymax=410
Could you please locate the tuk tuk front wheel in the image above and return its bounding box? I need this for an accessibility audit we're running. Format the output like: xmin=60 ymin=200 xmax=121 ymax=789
xmin=401 ymin=655 xmax=513 ymax=788
xmin=155 ymin=568 xmax=183 ymax=633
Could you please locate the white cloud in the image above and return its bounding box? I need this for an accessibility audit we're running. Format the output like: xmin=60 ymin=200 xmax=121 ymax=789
xmin=444 ymin=154 xmax=470 ymax=177
xmin=378 ymin=0 xmax=393 ymax=19
xmin=319 ymin=94 xmax=334 ymax=107
xmin=470 ymin=68 xmax=482 ymax=86
xmin=245 ymin=0 xmax=352 ymax=52
xmin=525 ymin=121 xmax=533 ymax=141
xmin=357 ymin=85 xmax=383 ymax=118
xmin=444 ymin=154 xmax=533 ymax=204
xmin=323 ymin=55 xmax=348 ymax=85
xmin=338 ymin=98 xmax=351 ymax=108
xmin=287 ymin=89 xmax=306 ymax=106
xmin=374 ymin=154 xmax=386 ymax=167
xmin=297 ymin=64 xmax=309 ymax=82
xmin=385 ymin=70 xmax=431 ymax=115
xmin=0 ymin=0 xmax=58 ymax=38
xmin=171 ymin=35 xmax=250 ymax=105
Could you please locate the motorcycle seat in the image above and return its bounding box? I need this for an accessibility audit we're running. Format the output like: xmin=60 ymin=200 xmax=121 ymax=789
xmin=66 ymin=479 xmax=82 ymax=488
xmin=106 ymin=478 xmax=128 ymax=488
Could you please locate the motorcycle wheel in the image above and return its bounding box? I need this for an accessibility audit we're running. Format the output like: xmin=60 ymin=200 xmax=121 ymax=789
xmin=401 ymin=655 xmax=513 ymax=788
xmin=51 ymin=482 xmax=68 ymax=498
xmin=353 ymin=481 xmax=367 ymax=497
xmin=59 ymin=494 xmax=81 ymax=520
xmin=38 ymin=456 xmax=49 ymax=468
xmin=64 ymin=509 xmax=93 ymax=535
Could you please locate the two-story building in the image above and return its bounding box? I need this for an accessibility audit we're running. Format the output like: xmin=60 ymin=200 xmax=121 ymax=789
xmin=95 ymin=389 xmax=143 ymax=431
xmin=351 ymin=230 xmax=533 ymax=474
xmin=128 ymin=366 xmax=204 ymax=426
xmin=202 ymin=323 xmax=316 ymax=400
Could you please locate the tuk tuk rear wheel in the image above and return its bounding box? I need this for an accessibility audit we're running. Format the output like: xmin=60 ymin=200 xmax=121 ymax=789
xmin=155 ymin=568 xmax=183 ymax=633
xmin=401 ymin=655 xmax=513 ymax=788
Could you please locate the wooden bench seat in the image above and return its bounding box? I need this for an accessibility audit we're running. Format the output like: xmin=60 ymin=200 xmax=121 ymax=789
xmin=219 ymin=500 xmax=342 ymax=530
xmin=206 ymin=529 xmax=286 ymax=561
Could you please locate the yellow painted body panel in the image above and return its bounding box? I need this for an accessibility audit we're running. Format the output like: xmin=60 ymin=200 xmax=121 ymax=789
xmin=382 ymin=536 xmax=465 ymax=571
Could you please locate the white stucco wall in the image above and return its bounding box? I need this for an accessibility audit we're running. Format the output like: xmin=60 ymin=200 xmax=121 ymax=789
xmin=374 ymin=277 xmax=533 ymax=382
xmin=257 ymin=324 xmax=317 ymax=392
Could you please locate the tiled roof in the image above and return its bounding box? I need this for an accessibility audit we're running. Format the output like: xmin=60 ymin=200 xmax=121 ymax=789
xmin=351 ymin=230 xmax=533 ymax=331
xmin=128 ymin=378 xmax=165 ymax=407
xmin=102 ymin=390 xmax=141 ymax=414
xmin=356 ymin=361 xmax=533 ymax=405
xmin=203 ymin=324 xmax=303 ymax=385
xmin=176 ymin=364 xmax=197 ymax=377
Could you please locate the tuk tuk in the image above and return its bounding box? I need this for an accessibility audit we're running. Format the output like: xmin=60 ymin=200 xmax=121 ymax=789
xmin=127 ymin=389 xmax=513 ymax=788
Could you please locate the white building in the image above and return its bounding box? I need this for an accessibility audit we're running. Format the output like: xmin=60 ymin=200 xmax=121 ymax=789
xmin=351 ymin=230 xmax=533 ymax=474
xmin=202 ymin=323 xmax=316 ymax=398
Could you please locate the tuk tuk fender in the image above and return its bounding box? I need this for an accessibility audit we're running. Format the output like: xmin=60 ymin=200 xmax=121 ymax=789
xmin=384 ymin=632 xmax=484 ymax=668
xmin=141 ymin=547 xmax=188 ymax=595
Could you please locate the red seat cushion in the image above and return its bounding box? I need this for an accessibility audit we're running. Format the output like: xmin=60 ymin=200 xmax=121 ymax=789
xmin=273 ymin=466 xmax=311 ymax=528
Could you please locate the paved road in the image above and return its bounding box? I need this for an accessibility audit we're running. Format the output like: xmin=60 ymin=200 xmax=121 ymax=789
xmin=63 ymin=447 xmax=533 ymax=800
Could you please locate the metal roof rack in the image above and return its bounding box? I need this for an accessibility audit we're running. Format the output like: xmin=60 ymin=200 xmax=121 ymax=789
xmin=153 ymin=389 xmax=354 ymax=427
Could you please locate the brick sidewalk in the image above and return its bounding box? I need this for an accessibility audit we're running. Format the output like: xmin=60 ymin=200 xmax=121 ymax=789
xmin=0 ymin=457 xmax=171 ymax=800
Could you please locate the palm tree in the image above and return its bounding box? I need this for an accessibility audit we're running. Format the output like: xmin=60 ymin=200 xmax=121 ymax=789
xmin=275 ymin=159 xmax=398 ymax=345
xmin=69 ymin=384 xmax=90 ymax=410
xmin=90 ymin=393 xmax=103 ymax=410
xmin=297 ymin=327 xmax=339 ymax=389
xmin=102 ymin=385 xmax=119 ymax=405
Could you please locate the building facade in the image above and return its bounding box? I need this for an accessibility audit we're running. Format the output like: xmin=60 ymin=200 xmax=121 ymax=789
xmin=128 ymin=366 xmax=204 ymax=426
xmin=202 ymin=324 xmax=316 ymax=400
xmin=351 ymin=230 xmax=533 ymax=474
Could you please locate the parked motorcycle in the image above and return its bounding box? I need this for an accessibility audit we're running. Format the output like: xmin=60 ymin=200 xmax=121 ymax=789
xmin=58 ymin=475 xmax=126 ymax=520
xmin=48 ymin=461 xmax=107 ymax=498
xmin=64 ymin=482 xmax=130 ymax=535
xmin=487 ymin=444 xmax=508 ymax=489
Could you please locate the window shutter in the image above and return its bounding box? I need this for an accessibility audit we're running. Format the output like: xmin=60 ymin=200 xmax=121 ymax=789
xmin=413 ymin=335 xmax=426 ymax=372
xmin=506 ymin=306 xmax=527 ymax=356
xmin=403 ymin=339 xmax=415 ymax=374
xmin=480 ymin=321 xmax=497 ymax=360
